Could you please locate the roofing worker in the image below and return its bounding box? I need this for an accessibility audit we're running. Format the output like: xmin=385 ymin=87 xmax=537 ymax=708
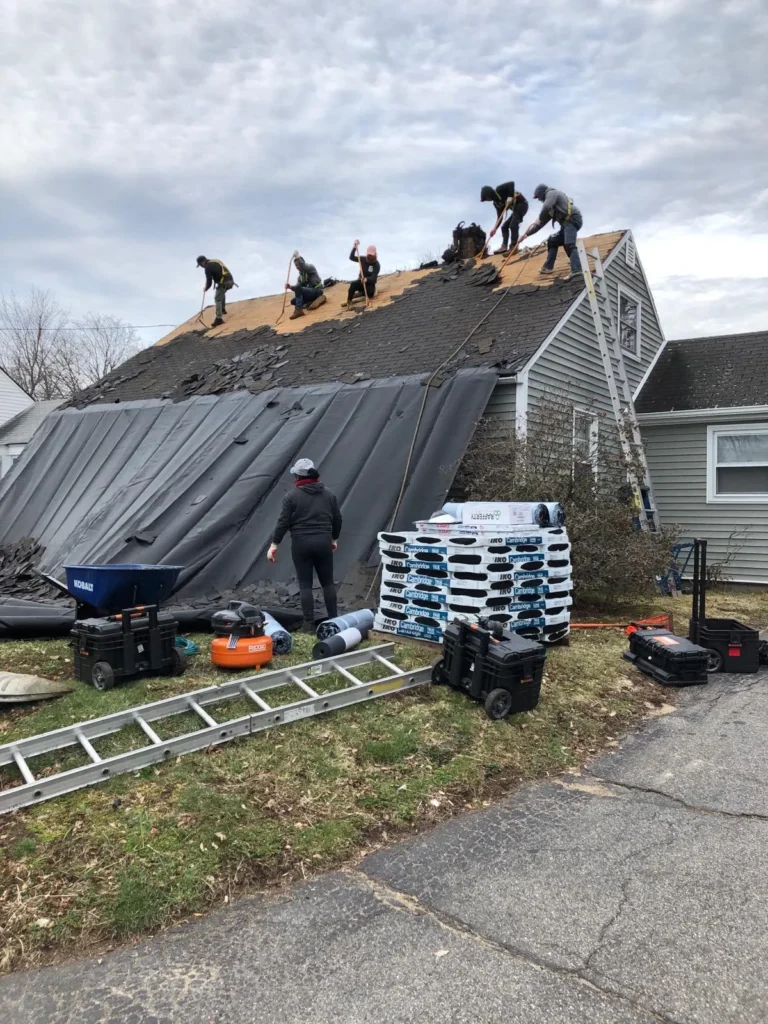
xmin=520 ymin=185 xmax=584 ymax=279
xmin=268 ymin=458 xmax=342 ymax=632
xmin=287 ymin=254 xmax=325 ymax=320
xmin=480 ymin=182 xmax=529 ymax=253
xmin=343 ymin=240 xmax=380 ymax=307
xmin=196 ymin=256 xmax=235 ymax=328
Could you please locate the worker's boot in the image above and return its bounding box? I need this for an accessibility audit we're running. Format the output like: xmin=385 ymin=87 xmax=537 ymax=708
xmin=211 ymin=316 xmax=225 ymax=327
xmin=289 ymin=308 xmax=305 ymax=320
xmin=494 ymin=245 xmax=509 ymax=255
xmin=539 ymin=267 xmax=554 ymax=276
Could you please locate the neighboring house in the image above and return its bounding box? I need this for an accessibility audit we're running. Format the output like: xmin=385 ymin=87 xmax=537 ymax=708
xmin=0 ymin=399 xmax=63 ymax=478
xmin=0 ymin=366 xmax=33 ymax=431
xmin=636 ymin=330 xmax=768 ymax=584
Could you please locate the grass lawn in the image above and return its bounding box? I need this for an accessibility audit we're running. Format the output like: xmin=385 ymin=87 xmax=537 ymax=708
xmin=1 ymin=587 xmax=766 ymax=973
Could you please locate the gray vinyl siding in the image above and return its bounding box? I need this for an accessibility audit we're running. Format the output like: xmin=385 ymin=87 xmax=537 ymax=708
xmin=643 ymin=419 xmax=768 ymax=584
xmin=603 ymin=238 xmax=666 ymax=394
xmin=483 ymin=381 xmax=516 ymax=424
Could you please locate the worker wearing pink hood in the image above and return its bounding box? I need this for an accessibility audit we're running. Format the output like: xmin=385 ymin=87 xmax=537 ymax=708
xmin=344 ymin=240 xmax=380 ymax=306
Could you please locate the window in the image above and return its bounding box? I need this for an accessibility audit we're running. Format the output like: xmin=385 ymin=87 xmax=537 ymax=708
xmin=618 ymin=286 xmax=642 ymax=360
xmin=573 ymin=409 xmax=599 ymax=478
xmin=707 ymin=425 xmax=768 ymax=503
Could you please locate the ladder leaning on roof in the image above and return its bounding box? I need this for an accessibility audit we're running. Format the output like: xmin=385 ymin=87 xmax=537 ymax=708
xmin=576 ymin=239 xmax=659 ymax=532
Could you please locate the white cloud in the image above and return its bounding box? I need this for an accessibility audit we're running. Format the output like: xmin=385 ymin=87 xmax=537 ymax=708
xmin=0 ymin=0 xmax=766 ymax=344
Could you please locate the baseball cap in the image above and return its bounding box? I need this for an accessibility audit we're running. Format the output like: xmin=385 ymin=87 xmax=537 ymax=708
xmin=290 ymin=458 xmax=315 ymax=476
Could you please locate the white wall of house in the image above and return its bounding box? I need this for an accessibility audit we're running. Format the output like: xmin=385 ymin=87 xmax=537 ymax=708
xmin=0 ymin=369 xmax=33 ymax=429
xmin=0 ymin=442 xmax=25 ymax=479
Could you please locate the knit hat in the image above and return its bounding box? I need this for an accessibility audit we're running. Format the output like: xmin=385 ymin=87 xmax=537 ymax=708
xmin=290 ymin=457 xmax=315 ymax=476
xmin=366 ymin=245 xmax=377 ymax=258
xmin=533 ymin=184 xmax=549 ymax=201
xmin=480 ymin=186 xmax=496 ymax=202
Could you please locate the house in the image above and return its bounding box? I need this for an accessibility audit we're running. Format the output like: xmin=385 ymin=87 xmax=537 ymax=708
xmin=635 ymin=330 xmax=768 ymax=584
xmin=0 ymin=400 xmax=64 ymax=478
xmin=0 ymin=367 xmax=33 ymax=432
xmin=0 ymin=230 xmax=667 ymax=602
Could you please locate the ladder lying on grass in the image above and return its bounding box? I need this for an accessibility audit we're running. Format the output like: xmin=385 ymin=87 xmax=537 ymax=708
xmin=0 ymin=644 xmax=430 ymax=815
xmin=577 ymin=239 xmax=659 ymax=531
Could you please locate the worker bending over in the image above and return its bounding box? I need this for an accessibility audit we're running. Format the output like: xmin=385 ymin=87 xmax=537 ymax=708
xmin=343 ymin=240 xmax=380 ymax=307
xmin=480 ymin=183 xmax=529 ymax=253
xmin=197 ymin=256 xmax=235 ymax=327
xmin=521 ymin=185 xmax=583 ymax=279
xmin=268 ymin=458 xmax=342 ymax=633
xmin=288 ymin=254 xmax=326 ymax=320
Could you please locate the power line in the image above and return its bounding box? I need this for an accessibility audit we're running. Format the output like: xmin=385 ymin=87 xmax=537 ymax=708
xmin=0 ymin=324 xmax=177 ymax=332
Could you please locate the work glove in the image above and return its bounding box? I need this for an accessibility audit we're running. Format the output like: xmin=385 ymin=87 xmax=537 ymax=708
xmin=267 ymin=543 xmax=278 ymax=563
xmin=353 ymin=239 xmax=360 ymax=249
xmin=332 ymin=541 xmax=338 ymax=552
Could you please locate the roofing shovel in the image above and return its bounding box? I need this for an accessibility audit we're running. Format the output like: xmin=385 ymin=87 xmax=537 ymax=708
xmin=356 ymin=246 xmax=371 ymax=307
xmin=275 ymin=250 xmax=299 ymax=326
xmin=196 ymin=288 xmax=207 ymax=328
xmin=477 ymin=209 xmax=505 ymax=260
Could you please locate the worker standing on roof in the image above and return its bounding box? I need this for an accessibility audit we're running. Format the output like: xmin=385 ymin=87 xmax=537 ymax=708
xmin=197 ymin=256 xmax=235 ymax=328
xmin=267 ymin=458 xmax=342 ymax=633
xmin=343 ymin=240 xmax=380 ymax=307
xmin=287 ymin=254 xmax=326 ymax=320
xmin=520 ymin=185 xmax=584 ymax=279
xmin=480 ymin=183 xmax=529 ymax=253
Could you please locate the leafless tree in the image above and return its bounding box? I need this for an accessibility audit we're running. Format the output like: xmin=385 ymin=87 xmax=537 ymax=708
xmin=0 ymin=289 xmax=70 ymax=399
xmin=0 ymin=292 xmax=142 ymax=399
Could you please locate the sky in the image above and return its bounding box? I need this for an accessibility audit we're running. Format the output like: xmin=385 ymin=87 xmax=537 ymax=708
xmin=1 ymin=0 xmax=766 ymax=349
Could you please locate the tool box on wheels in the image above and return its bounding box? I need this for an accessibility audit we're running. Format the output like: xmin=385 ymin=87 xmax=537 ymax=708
xmin=71 ymin=605 xmax=185 ymax=691
xmin=623 ymin=628 xmax=709 ymax=687
xmin=688 ymin=539 xmax=759 ymax=673
xmin=431 ymin=618 xmax=546 ymax=719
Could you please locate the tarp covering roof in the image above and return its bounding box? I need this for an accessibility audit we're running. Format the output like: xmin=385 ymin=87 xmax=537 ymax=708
xmin=0 ymin=369 xmax=496 ymax=602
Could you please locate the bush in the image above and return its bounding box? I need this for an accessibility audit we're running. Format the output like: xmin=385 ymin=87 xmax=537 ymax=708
xmin=453 ymin=397 xmax=679 ymax=604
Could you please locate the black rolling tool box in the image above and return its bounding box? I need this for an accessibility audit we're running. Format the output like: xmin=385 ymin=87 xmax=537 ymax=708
xmin=71 ymin=604 xmax=185 ymax=691
xmin=431 ymin=618 xmax=546 ymax=719
xmin=624 ymin=628 xmax=709 ymax=687
xmin=688 ymin=538 xmax=759 ymax=673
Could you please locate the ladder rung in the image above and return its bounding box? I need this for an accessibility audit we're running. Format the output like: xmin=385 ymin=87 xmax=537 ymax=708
xmin=187 ymin=698 xmax=217 ymax=728
xmin=288 ymin=672 xmax=318 ymax=699
xmin=133 ymin=713 xmax=161 ymax=745
xmin=76 ymin=729 xmax=102 ymax=764
xmin=240 ymin=683 xmax=271 ymax=712
xmin=12 ymin=749 xmax=35 ymax=786
xmin=372 ymin=653 xmax=402 ymax=675
xmin=330 ymin=662 xmax=364 ymax=686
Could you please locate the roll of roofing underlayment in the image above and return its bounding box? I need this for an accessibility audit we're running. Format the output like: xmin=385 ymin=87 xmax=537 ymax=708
xmin=262 ymin=611 xmax=293 ymax=655
xmin=316 ymin=609 xmax=375 ymax=640
xmin=313 ymin=627 xmax=365 ymax=660
xmin=441 ymin=502 xmax=565 ymax=527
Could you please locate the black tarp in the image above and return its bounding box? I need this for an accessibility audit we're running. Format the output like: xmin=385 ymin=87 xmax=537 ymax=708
xmin=0 ymin=370 xmax=495 ymax=623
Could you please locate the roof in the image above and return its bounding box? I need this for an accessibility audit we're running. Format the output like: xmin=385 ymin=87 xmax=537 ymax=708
xmin=69 ymin=232 xmax=625 ymax=407
xmin=635 ymin=330 xmax=768 ymax=413
xmin=0 ymin=400 xmax=63 ymax=445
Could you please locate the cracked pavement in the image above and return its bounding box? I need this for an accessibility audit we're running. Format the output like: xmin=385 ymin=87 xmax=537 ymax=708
xmin=2 ymin=669 xmax=767 ymax=1023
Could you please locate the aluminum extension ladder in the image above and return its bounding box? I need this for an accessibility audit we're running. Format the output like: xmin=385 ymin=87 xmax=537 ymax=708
xmin=0 ymin=644 xmax=430 ymax=815
xmin=577 ymin=239 xmax=659 ymax=531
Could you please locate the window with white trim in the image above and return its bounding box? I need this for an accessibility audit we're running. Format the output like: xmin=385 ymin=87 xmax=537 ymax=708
xmin=573 ymin=409 xmax=599 ymax=478
xmin=618 ymin=286 xmax=642 ymax=361
xmin=707 ymin=425 xmax=768 ymax=502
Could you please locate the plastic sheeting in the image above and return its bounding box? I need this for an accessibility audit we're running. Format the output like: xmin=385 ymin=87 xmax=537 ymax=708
xmin=0 ymin=370 xmax=496 ymax=606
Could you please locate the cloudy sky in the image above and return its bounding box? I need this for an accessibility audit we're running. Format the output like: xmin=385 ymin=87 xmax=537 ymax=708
xmin=1 ymin=0 xmax=766 ymax=348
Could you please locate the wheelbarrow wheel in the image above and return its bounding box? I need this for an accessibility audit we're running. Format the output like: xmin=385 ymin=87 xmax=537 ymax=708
xmin=91 ymin=661 xmax=115 ymax=692
xmin=169 ymin=647 xmax=188 ymax=676
xmin=484 ymin=688 xmax=513 ymax=720
xmin=705 ymin=648 xmax=723 ymax=673
xmin=431 ymin=657 xmax=445 ymax=685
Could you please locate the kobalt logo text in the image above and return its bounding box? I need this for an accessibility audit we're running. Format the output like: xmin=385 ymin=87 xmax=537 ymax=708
xmin=73 ymin=580 xmax=94 ymax=592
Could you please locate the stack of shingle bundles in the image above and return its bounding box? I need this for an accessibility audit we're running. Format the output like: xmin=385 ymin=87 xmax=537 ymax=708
xmin=373 ymin=520 xmax=572 ymax=645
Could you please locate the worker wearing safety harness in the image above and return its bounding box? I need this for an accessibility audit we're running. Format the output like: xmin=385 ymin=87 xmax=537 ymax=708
xmin=480 ymin=182 xmax=529 ymax=253
xmin=197 ymin=256 xmax=236 ymax=328
xmin=287 ymin=255 xmax=326 ymax=320
xmin=520 ymin=185 xmax=584 ymax=279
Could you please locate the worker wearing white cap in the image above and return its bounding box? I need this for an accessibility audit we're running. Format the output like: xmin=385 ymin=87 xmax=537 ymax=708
xmin=268 ymin=459 xmax=343 ymax=632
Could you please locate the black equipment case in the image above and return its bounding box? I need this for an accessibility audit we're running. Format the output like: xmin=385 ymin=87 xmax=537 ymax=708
xmin=623 ymin=628 xmax=709 ymax=687
xmin=432 ymin=618 xmax=546 ymax=719
xmin=71 ymin=604 xmax=185 ymax=691
xmin=688 ymin=538 xmax=759 ymax=673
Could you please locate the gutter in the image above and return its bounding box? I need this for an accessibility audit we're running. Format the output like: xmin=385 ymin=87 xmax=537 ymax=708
xmin=638 ymin=405 xmax=768 ymax=426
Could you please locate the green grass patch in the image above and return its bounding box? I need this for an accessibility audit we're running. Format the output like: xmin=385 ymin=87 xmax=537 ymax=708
xmin=1 ymin=586 xmax=766 ymax=972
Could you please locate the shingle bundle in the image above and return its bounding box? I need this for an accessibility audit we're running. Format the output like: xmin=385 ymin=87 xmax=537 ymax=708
xmin=373 ymin=516 xmax=572 ymax=645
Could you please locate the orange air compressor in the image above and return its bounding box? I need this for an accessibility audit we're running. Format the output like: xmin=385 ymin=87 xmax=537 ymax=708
xmin=210 ymin=601 xmax=273 ymax=670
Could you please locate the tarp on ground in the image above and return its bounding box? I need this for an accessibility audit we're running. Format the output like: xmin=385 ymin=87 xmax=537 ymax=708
xmin=0 ymin=369 xmax=496 ymax=605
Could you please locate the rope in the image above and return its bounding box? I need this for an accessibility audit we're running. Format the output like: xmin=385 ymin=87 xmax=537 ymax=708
xmin=364 ymin=251 xmax=532 ymax=601
xmin=174 ymin=636 xmax=199 ymax=655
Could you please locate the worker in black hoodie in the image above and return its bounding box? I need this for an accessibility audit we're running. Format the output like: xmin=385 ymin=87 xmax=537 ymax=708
xmin=268 ymin=458 xmax=342 ymax=631
xmin=480 ymin=183 xmax=529 ymax=253
xmin=343 ymin=240 xmax=380 ymax=306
